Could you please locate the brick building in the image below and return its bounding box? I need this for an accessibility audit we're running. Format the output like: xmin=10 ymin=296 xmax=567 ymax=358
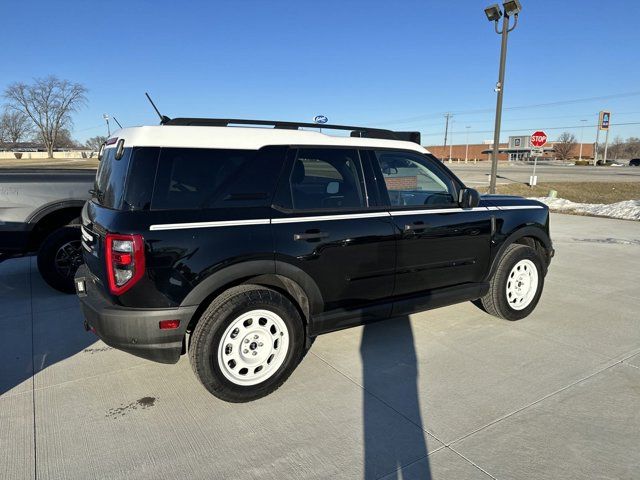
xmin=427 ymin=135 xmax=595 ymax=161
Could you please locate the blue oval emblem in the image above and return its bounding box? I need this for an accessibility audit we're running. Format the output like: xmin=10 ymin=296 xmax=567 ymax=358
xmin=313 ymin=115 xmax=328 ymax=124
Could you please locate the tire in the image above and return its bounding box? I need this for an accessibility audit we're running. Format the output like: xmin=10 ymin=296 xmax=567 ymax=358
xmin=37 ymin=225 xmax=83 ymax=294
xmin=474 ymin=244 xmax=545 ymax=321
xmin=189 ymin=284 xmax=305 ymax=402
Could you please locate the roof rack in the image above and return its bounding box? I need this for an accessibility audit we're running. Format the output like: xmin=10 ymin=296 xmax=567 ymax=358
xmin=162 ymin=117 xmax=421 ymax=144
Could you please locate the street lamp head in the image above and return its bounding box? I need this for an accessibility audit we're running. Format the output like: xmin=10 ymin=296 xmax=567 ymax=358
xmin=503 ymin=0 xmax=522 ymax=16
xmin=484 ymin=4 xmax=503 ymax=22
xmin=103 ymin=113 xmax=110 ymax=121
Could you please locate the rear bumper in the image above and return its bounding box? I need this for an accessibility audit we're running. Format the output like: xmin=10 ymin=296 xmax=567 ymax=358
xmin=74 ymin=265 xmax=197 ymax=364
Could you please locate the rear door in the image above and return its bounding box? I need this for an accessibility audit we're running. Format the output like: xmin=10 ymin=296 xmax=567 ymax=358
xmin=271 ymin=147 xmax=396 ymax=322
xmin=371 ymin=149 xmax=491 ymax=295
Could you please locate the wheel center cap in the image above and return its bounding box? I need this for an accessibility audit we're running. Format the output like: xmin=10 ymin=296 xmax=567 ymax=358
xmin=249 ymin=341 xmax=258 ymax=350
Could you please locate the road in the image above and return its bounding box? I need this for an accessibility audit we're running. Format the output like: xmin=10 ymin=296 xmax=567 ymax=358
xmin=447 ymin=162 xmax=640 ymax=185
xmin=1 ymin=213 xmax=639 ymax=479
xmin=0 ymin=158 xmax=98 ymax=169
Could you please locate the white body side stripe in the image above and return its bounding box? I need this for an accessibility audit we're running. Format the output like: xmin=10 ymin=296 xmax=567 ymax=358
xmin=496 ymin=205 xmax=544 ymax=210
xmin=389 ymin=206 xmax=488 ymax=216
xmin=148 ymin=205 xmax=543 ymax=231
xmin=149 ymin=218 xmax=270 ymax=231
xmin=271 ymin=211 xmax=390 ymax=224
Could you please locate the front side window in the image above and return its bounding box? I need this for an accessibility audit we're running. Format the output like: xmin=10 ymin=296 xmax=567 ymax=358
xmin=375 ymin=151 xmax=457 ymax=207
xmin=284 ymin=148 xmax=366 ymax=210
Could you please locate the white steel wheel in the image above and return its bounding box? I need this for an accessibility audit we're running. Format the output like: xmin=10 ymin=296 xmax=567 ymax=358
xmin=217 ymin=309 xmax=290 ymax=386
xmin=505 ymin=259 xmax=539 ymax=311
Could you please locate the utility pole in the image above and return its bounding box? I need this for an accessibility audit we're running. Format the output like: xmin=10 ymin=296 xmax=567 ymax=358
xmin=603 ymin=127 xmax=610 ymax=164
xmin=485 ymin=1 xmax=521 ymax=194
xmin=578 ymin=119 xmax=587 ymax=161
xmin=594 ymin=122 xmax=600 ymax=166
xmin=465 ymin=126 xmax=471 ymax=162
xmin=443 ymin=113 xmax=452 ymax=161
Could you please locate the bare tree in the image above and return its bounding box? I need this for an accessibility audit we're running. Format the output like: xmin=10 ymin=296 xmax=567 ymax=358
xmin=553 ymin=132 xmax=577 ymax=161
xmin=84 ymin=135 xmax=107 ymax=151
xmin=54 ymin=128 xmax=79 ymax=149
xmin=608 ymin=136 xmax=625 ymax=160
xmin=3 ymin=76 xmax=87 ymax=158
xmin=0 ymin=110 xmax=32 ymax=145
xmin=625 ymin=137 xmax=640 ymax=159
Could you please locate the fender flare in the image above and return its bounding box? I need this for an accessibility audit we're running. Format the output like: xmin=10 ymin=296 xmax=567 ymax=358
xmin=27 ymin=199 xmax=86 ymax=225
xmin=180 ymin=259 xmax=324 ymax=319
xmin=486 ymin=225 xmax=552 ymax=281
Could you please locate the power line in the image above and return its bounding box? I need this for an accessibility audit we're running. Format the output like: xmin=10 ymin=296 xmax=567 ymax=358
xmin=374 ymin=90 xmax=640 ymax=126
xmin=421 ymin=121 xmax=640 ymax=137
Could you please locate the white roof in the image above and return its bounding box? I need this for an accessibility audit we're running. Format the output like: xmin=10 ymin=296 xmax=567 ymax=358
xmin=105 ymin=125 xmax=429 ymax=154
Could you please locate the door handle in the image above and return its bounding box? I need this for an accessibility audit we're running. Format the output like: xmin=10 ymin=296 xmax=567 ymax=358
xmin=403 ymin=221 xmax=427 ymax=233
xmin=293 ymin=231 xmax=329 ymax=241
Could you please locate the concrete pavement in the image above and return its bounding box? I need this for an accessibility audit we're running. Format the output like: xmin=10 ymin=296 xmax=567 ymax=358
xmin=1 ymin=213 xmax=639 ymax=479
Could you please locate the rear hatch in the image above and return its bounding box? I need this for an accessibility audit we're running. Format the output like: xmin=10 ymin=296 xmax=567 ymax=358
xmin=81 ymin=145 xmax=159 ymax=290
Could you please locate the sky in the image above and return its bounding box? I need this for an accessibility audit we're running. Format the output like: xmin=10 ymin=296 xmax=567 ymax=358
xmin=2 ymin=0 xmax=640 ymax=146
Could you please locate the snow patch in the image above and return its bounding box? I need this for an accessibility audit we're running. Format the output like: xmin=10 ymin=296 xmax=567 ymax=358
xmin=531 ymin=197 xmax=640 ymax=221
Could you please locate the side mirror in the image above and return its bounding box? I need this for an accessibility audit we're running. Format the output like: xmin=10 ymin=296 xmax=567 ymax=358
xmin=326 ymin=181 xmax=339 ymax=194
xmin=383 ymin=166 xmax=399 ymax=175
xmin=459 ymin=188 xmax=480 ymax=209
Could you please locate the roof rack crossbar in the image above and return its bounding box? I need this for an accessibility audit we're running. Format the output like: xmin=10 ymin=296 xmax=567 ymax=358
xmin=162 ymin=118 xmax=420 ymax=144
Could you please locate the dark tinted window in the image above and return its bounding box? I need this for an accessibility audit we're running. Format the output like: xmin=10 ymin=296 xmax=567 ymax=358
xmin=93 ymin=147 xmax=160 ymax=210
xmin=151 ymin=147 xmax=285 ymax=210
xmin=284 ymin=148 xmax=365 ymax=210
xmin=94 ymin=147 xmax=131 ymax=209
xmin=123 ymin=148 xmax=160 ymax=211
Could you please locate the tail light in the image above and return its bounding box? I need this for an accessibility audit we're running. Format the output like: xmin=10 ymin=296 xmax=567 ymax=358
xmin=105 ymin=233 xmax=145 ymax=295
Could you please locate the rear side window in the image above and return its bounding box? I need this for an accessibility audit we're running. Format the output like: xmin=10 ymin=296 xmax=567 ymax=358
xmin=151 ymin=147 xmax=286 ymax=210
xmin=279 ymin=148 xmax=365 ymax=210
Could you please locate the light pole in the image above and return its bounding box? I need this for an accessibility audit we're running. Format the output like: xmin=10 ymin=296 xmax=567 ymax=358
xmin=485 ymin=0 xmax=521 ymax=193
xmin=103 ymin=113 xmax=111 ymax=137
xmin=578 ymin=119 xmax=587 ymax=161
xmin=465 ymin=126 xmax=471 ymax=162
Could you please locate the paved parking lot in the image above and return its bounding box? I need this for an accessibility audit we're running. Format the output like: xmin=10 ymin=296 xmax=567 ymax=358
xmin=448 ymin=163 xmax=640 ymax=185
xmin=1 ymin=213 xmax=639 ymax=480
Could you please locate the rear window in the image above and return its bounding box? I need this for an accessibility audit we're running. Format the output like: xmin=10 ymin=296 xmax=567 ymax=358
xmin=151 ymin=147 xmax=286 ymax=210
xmin=93 ymin=147 xmax=160 ymax=210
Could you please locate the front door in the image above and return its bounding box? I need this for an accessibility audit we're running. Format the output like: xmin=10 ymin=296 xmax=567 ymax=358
xmin=372 ymin=149 xmax=491 ymax=296
xmin=271 ymin=147 xmax=396 ymax=320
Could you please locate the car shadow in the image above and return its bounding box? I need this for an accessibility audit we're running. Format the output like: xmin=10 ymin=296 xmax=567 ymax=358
xmin=360 ymin=315 xmax=432 ymax=479
xmin=0 ymin=256 xmax=97 ymax=396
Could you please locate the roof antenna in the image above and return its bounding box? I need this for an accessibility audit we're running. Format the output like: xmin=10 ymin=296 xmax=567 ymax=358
xmin=112 ymin=116 xmax=123 ymax=129
xmin=145 ymin=92 xmax=171 ymax=124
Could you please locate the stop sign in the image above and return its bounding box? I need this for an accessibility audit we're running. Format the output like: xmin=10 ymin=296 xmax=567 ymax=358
xmin=530 ymin=131 xmax=548 ymax=148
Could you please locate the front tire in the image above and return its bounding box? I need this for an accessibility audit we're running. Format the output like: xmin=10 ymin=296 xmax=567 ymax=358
xmin=189 ymin=285 xmax=304 ymax=402
xmin=37 ymin=225 xmax=83 ymax=294
xmin=474 ymin=244 xmax=545 ymax=321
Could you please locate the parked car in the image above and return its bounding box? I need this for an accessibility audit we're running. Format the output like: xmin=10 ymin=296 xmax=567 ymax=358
xmin=0 ymin=168 xmax=94 ymax=292
xmin=629 ymin=159 xmax=640 ymax=166
xmin=74 ymin=118 xmax=554 ymax=402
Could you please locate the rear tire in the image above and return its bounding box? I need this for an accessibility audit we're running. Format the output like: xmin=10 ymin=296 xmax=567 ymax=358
xmin=474 ymin=244 xmax=544 ymax=321
xmin=189 ymin=285 xmax=304 ymax=402
xmin=37 ymin=225 xmax=83 ymax=294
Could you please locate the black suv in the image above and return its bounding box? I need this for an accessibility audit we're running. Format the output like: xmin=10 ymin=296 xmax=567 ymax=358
xmin=75 ymin=119 xmax=553 ymax=402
